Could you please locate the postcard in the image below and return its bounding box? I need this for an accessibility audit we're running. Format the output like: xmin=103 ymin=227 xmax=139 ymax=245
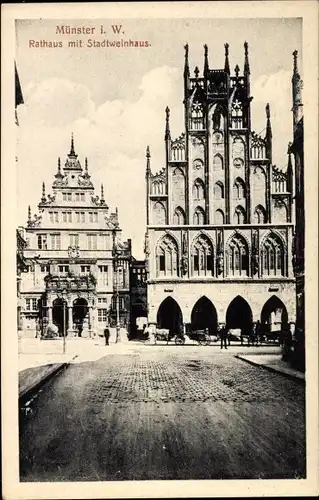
xmin=2 ymin=1 xmax=318 ymax=499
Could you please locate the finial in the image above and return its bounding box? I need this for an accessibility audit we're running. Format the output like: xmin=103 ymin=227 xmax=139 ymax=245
xmin=244 ymin=41 xmax=250 ymax=75
xmin=146 ymin=146 xmax=151 ymax=175
xmin=194 ymin=66 xmax=199 ymax=79
xmin=224 ymin=43 xmax=230 ymax=74
xmin=101 ymin=183 xmax=104 ymax=201
xmin=85 ymin=157 xmax=88 ymax=172
xmin=58 ymin=157 xmax=61 ymax=173
xmin=165 ymin=106 xmax=171 ymax=140
xmin=42 ymin=182 xmax=46 ymax=201
xmin=184 ymin=43 xmax=190 ymax=77
xmin=70 ymin=133 xmax=75 ymax=155
xmin=234 ymin=64 xmax=240 ymax=78
xmin=265 ymin=103 xmax=272 ymax=139
xmin=28 ymin=205 xmax=31 ymax=221
xmin=204 ymin=44 xmax=209 ymax=76
xmin=266 ymin=103 xmax=270 ymax=120
xmin=293 ymin=50 xmax=298 ymax=74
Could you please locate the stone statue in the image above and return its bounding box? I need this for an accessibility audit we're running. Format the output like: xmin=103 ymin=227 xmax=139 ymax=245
xmin=212 ymin=105 xmax=221 ymax=131
xmin=217 ymin=253 xmax=224 ymax=275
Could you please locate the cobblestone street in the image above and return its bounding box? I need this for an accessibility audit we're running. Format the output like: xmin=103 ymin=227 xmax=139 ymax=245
xmin=20 ymin=347 xmax=305 ymax=481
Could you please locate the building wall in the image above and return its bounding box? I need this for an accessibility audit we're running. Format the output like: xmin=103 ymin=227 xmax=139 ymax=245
xmin=20 ymin=139 xmax=131 ymax=336
xmin=145 ymin=43 xmax=296 ymax=331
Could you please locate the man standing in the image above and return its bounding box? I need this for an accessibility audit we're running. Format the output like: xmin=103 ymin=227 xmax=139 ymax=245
xmin=104 ymin=325 xmax=110 ymax=346
xmin=220 ymin=326 xmax=227 ymax=349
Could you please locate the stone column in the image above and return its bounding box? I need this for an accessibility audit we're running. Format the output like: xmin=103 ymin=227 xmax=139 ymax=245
xmin=88 ymin=306 xmax=92 ymax=337
xmin=67 ymin=305 xmax=73 ymax=335
xmin=48 ymin=306 xmax=53 ymax=324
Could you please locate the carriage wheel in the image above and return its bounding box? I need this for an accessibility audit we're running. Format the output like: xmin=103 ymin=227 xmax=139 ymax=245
xmin=204 ymin=336 xmax=211 ymax=346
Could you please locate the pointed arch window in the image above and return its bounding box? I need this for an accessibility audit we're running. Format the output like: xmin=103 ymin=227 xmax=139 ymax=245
xmin=234 ymin=205 xmax=246 ymax=224
xmin=193 ymin=179 xmax=205 ymax=201
xmin=193 ymin=206 xmax=205 ymax=225
xmin=213 ymin=154 xmax=223 ymax=170
xmin=191 ymin=234 xmax=214 ymax=276
xmin=215 ymin=209 xmax=225 ymax=225
xmin=152 ymin=201 xmax=166 ymax=225
xmin=227 ymin=234 xmax=249 ymax=277
xmin=262 ymin=233 xmax=285 ymax=276
xmin=190 ymin=103 xmax=204 ymax=130
xmin=173 ymin=207 xmax=186 ymax=225
xmin=156 ymin=234 xmax=179 ymax=277
xmin=214 ymin=181 xmax=224 ymax=199
xmin=255 ymin=205 xmax=267 ymax=224
xmin=234 ymin=177 xmax=246 ymax=200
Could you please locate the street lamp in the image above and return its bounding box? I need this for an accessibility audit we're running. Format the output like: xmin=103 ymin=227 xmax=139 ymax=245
xmin=62 ymin=288 xmax=67 ymax=354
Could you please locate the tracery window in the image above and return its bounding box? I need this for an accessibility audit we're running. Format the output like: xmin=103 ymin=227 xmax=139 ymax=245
xmin=255 ymin=205 xmax=267 ymax=224
xmin=234 ymin=205 xmax=246 ymax=224
xmin=193 ymin=179 xmax=205 ymax=201
xmin=234 ymin=178 xmax=245 ymax=200
xmin=156 ymin=234 xmax=179 ymax=277
xmin=261 ymin=233 xmax=285 ymax=276
xmin=193 ymin=206 xmax=205 ymax=225
xmin=173 ymin=207 xmax=186 ymax=225
xmin=214 ymin=181 xmax=224 ymax=199
xmin=227 ymin=234 xmax=249 ymax=277
xmin=191 ymin=234 xmax=214 ymax=276
xmin=190 ymin=103 xmax=204 ymax=130
xmin=215 ymin=209 xmax=225 ymax=225
xmin=231 ymin=99 xmax=243 ymax=129
xmin=213 ymin=154 xmax=223 ymax=170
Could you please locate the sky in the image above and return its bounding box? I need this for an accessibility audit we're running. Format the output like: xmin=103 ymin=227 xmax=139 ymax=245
xmin=16 ymin=18 xmax=302 ymax=258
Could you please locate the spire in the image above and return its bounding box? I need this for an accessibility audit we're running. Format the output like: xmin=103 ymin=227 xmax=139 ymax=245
xmin=183 ymin=43 xmax=190 ymax=78
xmin=266 ymin=103 xmax=272 ymax=137
xmin=224 ymin=43 xmax=230 ymax=74
xmin=194 ymin=66 xmax=199 ymax=79
xmin=292 ymin=50 xmax=303 ymax=126
xmin=234 ymin=64 xmax=240 ymax=78
xmin=293 ymin=49 xmax=299 ymax=76
xmin=70 ymin=133 xmax=75 ymax=156
xmin=287 ymin=143 xmax=293 ymax=193
xmin=41 ymin=182 xmax=46 ymax=202
xmin=28 ymin=205 xmax=31 ymax=223
xmin=244 ymin=41 xmax=250 ymax=75
xmin=58 ymin=157 xmax=61 ymax=173
xmin=146 ymin=145 xmax=151 ymax=176
xmin=101 ymin=183 xmax=105 ymax=202
xmin=85 ymin=157 xmax=88 ymax=173
xmin=165 ymin=106 xmax=171 ymax=140
xmin=265 ymin=103 xmax=272 ymax=162
xmin=203 ymin=44 xmax=209 ymax=77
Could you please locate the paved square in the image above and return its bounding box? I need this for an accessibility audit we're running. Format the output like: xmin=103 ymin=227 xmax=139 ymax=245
xmin=20 ymin=347 xmax=305 ymax=481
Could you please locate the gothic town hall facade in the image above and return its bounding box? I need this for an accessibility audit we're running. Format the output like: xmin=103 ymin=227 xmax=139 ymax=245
xmin=145 ymin=43 xmax=296 ymax=336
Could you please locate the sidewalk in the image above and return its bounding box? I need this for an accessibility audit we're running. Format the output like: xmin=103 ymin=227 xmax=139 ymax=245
xmin=236 ymin=354 xmax=305 ymax=382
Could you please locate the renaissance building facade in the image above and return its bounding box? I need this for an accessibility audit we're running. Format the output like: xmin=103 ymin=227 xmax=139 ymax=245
xmin=19 ymin=136 xmax=131 ymax=337
xmin=145 ymin=43 xmax=296 ymax=336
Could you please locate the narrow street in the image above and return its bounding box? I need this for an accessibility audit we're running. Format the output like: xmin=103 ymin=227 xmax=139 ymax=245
xmin=20 ymin=347 xmax=305 ymax=481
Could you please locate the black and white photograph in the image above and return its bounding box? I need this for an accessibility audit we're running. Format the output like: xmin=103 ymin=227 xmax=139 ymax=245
xmin=2 ymin=2 xmax=318 ymax=499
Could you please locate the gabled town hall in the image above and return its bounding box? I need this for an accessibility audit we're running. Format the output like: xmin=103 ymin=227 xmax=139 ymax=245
xmin=144 ymin=43 xmax=296 ymax=336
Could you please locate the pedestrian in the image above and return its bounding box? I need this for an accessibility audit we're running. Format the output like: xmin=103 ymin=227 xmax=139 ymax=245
xmin=282 ymin=324 xmax=292 ymax=361
xmin=226 ymin=326 xmax=231 ymax=346
xmin=220 ymin=326 xmax=228 ymax=349
xmin=104 ymin=325 xmax=110 ymax=346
